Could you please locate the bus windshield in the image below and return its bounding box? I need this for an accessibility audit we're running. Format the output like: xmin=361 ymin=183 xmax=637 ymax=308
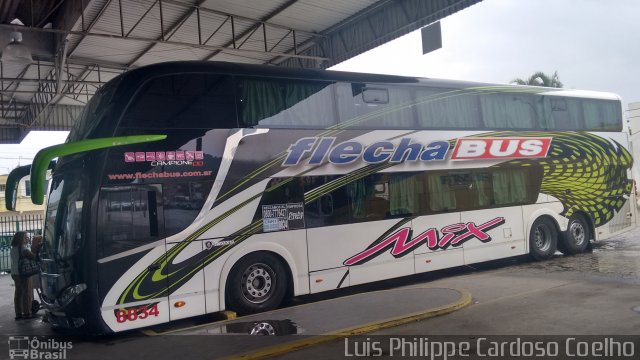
xmin=67 ymin=76 xmax=121 ymax=142
xmin=42 ymin=172 xmax=84 ymax=260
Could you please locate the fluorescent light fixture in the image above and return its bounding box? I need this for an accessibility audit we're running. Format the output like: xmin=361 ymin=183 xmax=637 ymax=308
xmin=1 ymin=31 xmax=33 ymax=65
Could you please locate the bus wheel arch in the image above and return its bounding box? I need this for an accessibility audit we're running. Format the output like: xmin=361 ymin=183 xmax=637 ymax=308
xmin=558 ymin=212 xmax=592 ymax=255
xmin=528 ymin=215 xmax=559 ymax=261
xmin=223 ymin=251 xmax=292 ymax=315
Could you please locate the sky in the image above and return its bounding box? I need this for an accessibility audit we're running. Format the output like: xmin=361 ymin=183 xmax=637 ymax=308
xmin=1 ymin=0 xmax=639 ymax=174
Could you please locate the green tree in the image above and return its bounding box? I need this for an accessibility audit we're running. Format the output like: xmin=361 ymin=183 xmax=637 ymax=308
xmin=511 ymin=71 xmax=563 ymax=88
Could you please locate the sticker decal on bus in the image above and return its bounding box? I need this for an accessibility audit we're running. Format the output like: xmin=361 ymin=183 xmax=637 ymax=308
xmin=262 ymin=203 xmax=305 ymax=232
xmin=124 ymin=151 xmax=204 ymax=163
xmin=343 ymin=217 xmax=506 ymax=266
xmin=282 ymin=137 xmax=552 ymax=167
xmin=451 ymin=137 xmax=552 ymax=160
xmin=114 ymin=303 xmax=159 ymax=324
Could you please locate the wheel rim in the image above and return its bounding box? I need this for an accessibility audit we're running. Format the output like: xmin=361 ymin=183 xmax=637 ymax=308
xmin=569 ymin=221 xmax=586 ymax=246
xmin=534 ymin=225 xmax=551 ymax=252
xmin=250 ymin=322 xmax=276 ymax=335
xmin=241 ymin=263 xmax=275 ymax=304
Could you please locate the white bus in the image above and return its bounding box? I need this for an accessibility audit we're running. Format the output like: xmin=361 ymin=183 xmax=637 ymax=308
xmin=8 ymin=61 xmax=635 ymax=333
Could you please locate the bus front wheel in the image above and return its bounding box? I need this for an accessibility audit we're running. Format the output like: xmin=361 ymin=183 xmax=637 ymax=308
xmin=226 ymin=252 xmax=288 ymax=315
xmin=559 ymin=214 xmax=590 ymax=255
xmin=529 ymin=217 xmax=558 ymax=261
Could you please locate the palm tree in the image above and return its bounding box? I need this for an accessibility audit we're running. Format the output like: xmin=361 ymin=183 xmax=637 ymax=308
xmin=511 ymin=71 xmax=563 ymax=88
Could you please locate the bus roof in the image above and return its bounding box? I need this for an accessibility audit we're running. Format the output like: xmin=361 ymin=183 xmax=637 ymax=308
xmin=116 ymin=61 xmax=621 ymax=100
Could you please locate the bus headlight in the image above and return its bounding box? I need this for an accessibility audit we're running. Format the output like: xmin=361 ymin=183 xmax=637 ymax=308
xmin=57 ymin=283 xmax=87 ymax=308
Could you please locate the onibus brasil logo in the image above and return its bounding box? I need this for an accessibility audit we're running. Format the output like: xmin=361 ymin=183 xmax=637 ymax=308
xmin=8 ymin=336 xmax=72 ymax=360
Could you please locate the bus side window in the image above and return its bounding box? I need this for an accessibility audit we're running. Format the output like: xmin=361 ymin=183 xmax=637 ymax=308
xmin=583 ymin=99 xmax=622 ymax=131
xmin=237 ymin=78 xmax=337 ymax=128
xmin=120 ymin=74 xmax=237 ymax=130
xmin=337 ymin=83 xmax=414 ymax=129
xmin=547 ymin=97 xmax=582 ymax=130
xmin=163 ymin=181 xmax=213 ymax=238
xmin=99 ymin=185 xmax=164 ymax=258
xmin=424 ymin=173 xmax=457 ymax=212
xmin=414 ymin=89 xmax=482 ymax=129
xmin=480 ymin=93 xmax=542 ymax=129
xmin=492 ymin=169 xmax=529 ymax=205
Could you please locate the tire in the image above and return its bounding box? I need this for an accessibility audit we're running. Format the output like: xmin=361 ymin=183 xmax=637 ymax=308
xmin=559 ymin=214 xmax=590 ymax=255
xmin=529 ymin=217 xmax=558 ymax=261
xmin=226 ymin=252 xmax=288 ymax=315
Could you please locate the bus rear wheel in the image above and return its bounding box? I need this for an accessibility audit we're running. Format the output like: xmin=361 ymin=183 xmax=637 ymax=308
xmin=559 ymin=214 xmax=590 ymax=255
xmin=529 ymin=217 xmax=557 ymax=261
xmin=226 ymin=252 xmax=288 ymax=315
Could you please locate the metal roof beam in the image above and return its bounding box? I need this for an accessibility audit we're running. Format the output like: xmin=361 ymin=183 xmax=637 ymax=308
xmin=274 ymin=0 xmax=482 ymax=68
xmin=65 ymin=0 xmax=115 ymax=58
xmin=127 ymin=0 xmax=209 ymax=67
xmin=203 ymin=0 xmax=299 ymax=61
xmin=0 ymin=24 xmax=329 ymax=63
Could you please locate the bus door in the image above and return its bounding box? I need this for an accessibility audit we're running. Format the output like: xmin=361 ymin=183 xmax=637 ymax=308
xmin=162 ymin=182 xmax=211 ymax=321
xmin=98 ymin=184 xmax=169 ymax=327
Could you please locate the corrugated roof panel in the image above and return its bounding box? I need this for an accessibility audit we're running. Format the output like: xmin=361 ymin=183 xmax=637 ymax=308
xmin=201 ymin=0 xmax=291 ymax=21
xmin=213 ymin=52 xmax=273 ymax=64
xmin=135 ymin=44 xmax=212 ymax=66
xmin=232 ymin=27 xmax=313 ymax=61
xmin=262 ymin=26 xmax=295 ymax=54
xmin=80 ymin=70 xmax=121 ymax=84
xmin=190 ymin=11 xmax=236 ymax=48
xmin=85 ymin=1 xmax=122 ymax=35
xmin=122 ymin=1 xmax=192 ymax=41
xmin=71 ymin=37 xmax=146 ymax=65
xmin=272 ymin=0 xmax=377 ymax=32
xmin=66 ymin=0 xmax=111 ymax=53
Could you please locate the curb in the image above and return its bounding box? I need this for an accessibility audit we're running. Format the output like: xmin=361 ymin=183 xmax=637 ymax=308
xmin=225 ymin=287 xmax=472 ymax=360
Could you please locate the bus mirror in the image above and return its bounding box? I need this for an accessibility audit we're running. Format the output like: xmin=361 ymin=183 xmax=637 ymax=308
xmin=5 ymin=164 xmax=31 ymax=211
xmin=30 ymin=135 xmax=167 ymax=205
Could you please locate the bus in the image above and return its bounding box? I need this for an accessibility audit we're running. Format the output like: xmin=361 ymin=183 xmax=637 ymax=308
xmin=7 ymin=61 xmax=635 ymax=334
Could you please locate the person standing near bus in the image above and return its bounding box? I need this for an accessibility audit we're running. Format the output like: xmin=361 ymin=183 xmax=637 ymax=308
xmin=10 ymin=231 xmax=36 ymax=320
xmin=30 ymin=235 xmax=43 ymax=306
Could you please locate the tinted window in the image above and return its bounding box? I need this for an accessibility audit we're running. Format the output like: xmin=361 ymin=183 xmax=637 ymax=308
xmin=337 ymin=83 xmax=414 ymax=128
xmin=163 ymin=181 xmax=213 ymax=237
xmin=583 ymin=99 xmax=622 ymax=131
xmin=99 ymin=185 xmax=162 ymax=257
xmin=121 ymin=74 xmax=236 ymax=129
xmin=480 ymin=93 xmax=542 ymax=129
xmin=304 ymin=173 xmax=393 ymax=227
xmin=303 ymin=167 xmax=541 ymax=227
xmin=414 ymin=89 xmax=483 ymax=129
xmin=546 ymin=97 xmax=582 ymax=130
xmin=237 ymin=77 xmax=336 ymax=128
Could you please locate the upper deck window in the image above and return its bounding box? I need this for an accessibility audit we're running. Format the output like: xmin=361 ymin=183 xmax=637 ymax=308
xmin=336 ymin=83 xmax=414 ymax=128
xmin=237 ymin=77 xmax=336 ymax=128
xmin=120 ymin=74 xmax=237 ymax=129
xmin=582 ymin=99 xmax=621 ymax=131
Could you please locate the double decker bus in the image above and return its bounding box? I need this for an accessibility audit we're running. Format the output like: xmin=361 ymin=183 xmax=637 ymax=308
xmin=7 ymin=61 xmax=635 ymax=333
